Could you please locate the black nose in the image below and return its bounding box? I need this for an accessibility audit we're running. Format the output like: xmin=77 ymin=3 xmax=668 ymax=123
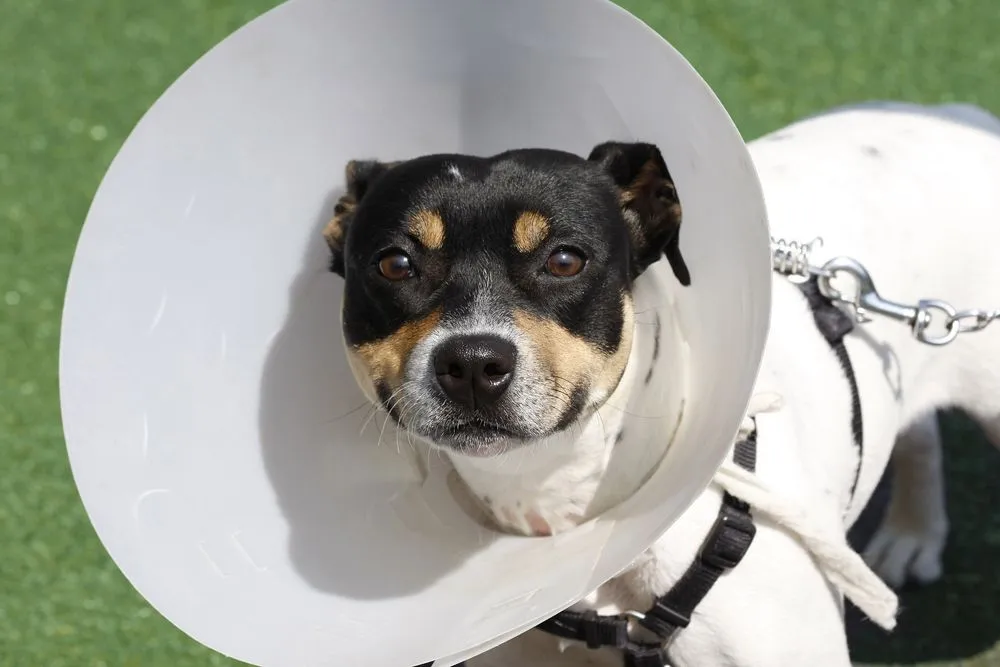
xmin=433 ymin=335 xmax=517 ymax=409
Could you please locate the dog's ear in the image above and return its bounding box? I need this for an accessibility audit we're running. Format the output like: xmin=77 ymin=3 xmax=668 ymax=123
xmin=588 ymin=141 xmax=689 ymax=286
xmin=323 ymin=159 xmax=398 ymax=276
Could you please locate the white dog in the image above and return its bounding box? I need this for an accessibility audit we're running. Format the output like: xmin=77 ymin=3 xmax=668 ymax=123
xmin=327 ymin=102 xmax=1000 ymax=666
xmin=462 ymin=103 xmax=1000 ymax=666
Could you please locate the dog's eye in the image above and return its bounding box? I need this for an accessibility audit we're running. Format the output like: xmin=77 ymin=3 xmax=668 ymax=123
xmin=545 ymin=248 xmax=586 ymax=278
xmin=377 ymin=250 xmax=414 ymax=281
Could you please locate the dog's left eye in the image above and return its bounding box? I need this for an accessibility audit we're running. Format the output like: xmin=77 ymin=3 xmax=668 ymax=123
xmin=545 ymin=247 xmax=586 ymax=278
xmin=377 ymin=250 xmax=415 ymax=281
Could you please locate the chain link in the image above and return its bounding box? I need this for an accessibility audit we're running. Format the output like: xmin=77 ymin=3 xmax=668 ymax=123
xmin=770 ymin=237 xmax=1000 ymax=346
xmin=950 ymin=308 xmax=1000 ymax=333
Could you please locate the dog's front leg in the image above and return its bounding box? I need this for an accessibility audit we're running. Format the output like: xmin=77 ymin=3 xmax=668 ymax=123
xmin=863 ymin=412 xmax=949 ymax=588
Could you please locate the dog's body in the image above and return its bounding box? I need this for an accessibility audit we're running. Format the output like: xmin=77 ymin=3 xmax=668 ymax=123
xmin=329 ymin=102 xmax=1000 ymax=666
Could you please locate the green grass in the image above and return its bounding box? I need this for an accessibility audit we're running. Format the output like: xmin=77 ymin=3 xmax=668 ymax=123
xmin=2 ymin=0 xmax=1000 ymax=664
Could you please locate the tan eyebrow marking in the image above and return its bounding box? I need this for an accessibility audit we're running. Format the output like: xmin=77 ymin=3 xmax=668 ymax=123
xmin=408 ymin=209 xmax=446 ymax=250
xmin=513 ymin=211 xmax=550 ymax=253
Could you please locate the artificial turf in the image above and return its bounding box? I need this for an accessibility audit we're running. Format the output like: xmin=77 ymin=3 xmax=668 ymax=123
xmin=2 ymin=0 xmax=999 ymax=664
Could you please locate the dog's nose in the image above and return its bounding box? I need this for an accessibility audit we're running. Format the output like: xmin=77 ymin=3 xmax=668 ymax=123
xmin=433 ymin=335 xmax=516 ymax=409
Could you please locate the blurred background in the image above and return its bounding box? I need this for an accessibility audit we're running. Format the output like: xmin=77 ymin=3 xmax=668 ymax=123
xmin=2 ymin=0 xmax=999 ymax=665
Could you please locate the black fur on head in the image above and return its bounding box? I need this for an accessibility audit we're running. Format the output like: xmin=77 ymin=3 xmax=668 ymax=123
xmin=323 ymin=159 xmax=399 ymax=276
xmin=323 ymin=142 xmax=688 ymax=455
xmin=324 ymin=142 xmax=688 ymax=286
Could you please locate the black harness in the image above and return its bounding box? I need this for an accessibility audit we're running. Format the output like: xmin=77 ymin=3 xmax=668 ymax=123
xmin=417 ymin=277 xmax=863 ymax=667
xmin=798 ymin=275 xmax=865 ymax=499
xmin=533 ymin=424 xmax=758 ymax=667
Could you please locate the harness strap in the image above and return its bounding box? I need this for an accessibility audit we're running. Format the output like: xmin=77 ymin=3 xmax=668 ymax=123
xmin=534 ymin=424 xmax=759 ymax=667
xmin=535 ymin=610 xmax=670 ymax=667
xmin=797 ymin=276 xmax=864 ymax=500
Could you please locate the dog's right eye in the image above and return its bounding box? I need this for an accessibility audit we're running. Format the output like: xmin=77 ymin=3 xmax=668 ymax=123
xmin=545 ymin=247 xmax=586 ymax=278
xmin=377 ymin=250 xmax=415 ymax=281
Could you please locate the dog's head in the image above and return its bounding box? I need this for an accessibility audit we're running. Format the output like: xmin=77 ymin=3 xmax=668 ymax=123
xmin=325 ymin=142 xmax=687 ymax=457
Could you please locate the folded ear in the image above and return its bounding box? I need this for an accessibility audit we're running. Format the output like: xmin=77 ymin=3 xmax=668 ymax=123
xmin=588 ymin=141 xmax=689 ymax=286
xmin=323 ymin=159 xmax=398 ymax=276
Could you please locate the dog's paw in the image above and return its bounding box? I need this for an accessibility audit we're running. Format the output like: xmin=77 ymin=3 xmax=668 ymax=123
xmin=862 ymin=520 xmax=947 ymax=589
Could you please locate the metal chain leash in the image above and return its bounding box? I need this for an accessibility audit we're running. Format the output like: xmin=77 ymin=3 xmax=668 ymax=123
xmin=770 ymin=236 xmax=1000 ymax=346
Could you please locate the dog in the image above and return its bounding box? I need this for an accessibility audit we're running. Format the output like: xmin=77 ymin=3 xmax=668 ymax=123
xmin=323 ymin=101 xmax=1000 ymax=666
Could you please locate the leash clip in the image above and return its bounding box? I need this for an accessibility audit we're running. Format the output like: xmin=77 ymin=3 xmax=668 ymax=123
xmin=816 ymin=256 xmax=960 ymax=345
xmin=773 ymin=236 xmax=999 ymax=345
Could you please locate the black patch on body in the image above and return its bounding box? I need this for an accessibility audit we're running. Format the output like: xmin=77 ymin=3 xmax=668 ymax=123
xmin=862 ymin=145 xmax=882 ymax=157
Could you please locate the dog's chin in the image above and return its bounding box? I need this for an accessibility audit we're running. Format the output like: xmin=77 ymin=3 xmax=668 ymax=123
xmin=422 ymin=421 xmax=533 ymax=458
xmin=407 ymin=399 xmax=600 ymax=458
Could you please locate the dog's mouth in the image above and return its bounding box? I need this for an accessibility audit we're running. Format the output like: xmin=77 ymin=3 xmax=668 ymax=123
xmin=427 ymin=417 xmax=526 ymax=455
xmin=441 ymin=417 xmax=515 ymax=440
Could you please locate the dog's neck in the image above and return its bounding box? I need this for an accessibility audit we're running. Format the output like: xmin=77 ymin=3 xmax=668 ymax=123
xmin=447 ymin=294 xmax=687 ymax=537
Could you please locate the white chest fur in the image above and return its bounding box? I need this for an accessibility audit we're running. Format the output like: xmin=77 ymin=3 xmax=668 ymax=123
xmin=447 ymin=279 xmax=689 ymax=537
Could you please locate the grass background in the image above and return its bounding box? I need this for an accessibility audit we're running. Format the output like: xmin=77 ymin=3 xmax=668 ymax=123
xmin=2 ymin=0 xmax=999 ymax=664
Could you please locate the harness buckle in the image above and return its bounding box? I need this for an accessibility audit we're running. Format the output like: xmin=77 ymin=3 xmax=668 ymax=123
xmin=698 ymin=504 xmax=756 ymax=570
xmin=637 ymin=602 xmax=687 ymax=644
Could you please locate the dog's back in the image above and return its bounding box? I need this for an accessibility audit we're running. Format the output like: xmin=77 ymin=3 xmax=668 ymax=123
xmin=750 ymin=102 xmax=1000 ymax=523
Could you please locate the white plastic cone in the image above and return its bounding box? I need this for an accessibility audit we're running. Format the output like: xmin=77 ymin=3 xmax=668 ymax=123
xmin=59 ymin=1 xmax=772 ymax=665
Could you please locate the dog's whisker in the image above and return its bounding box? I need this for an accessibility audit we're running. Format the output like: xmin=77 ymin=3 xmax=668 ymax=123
xmin=594 ymin=408 xmax=609 ymax=444
xmin=362 ymin=390 xmax=402 ymax=441
xmin=395 ymin=396 xmax=423 ymax=434
xmin=323 ymin=401 xmax=371 ymax=425
xmin=546 ymin=385 xmax=575 ymax=401
xmin=392 ymin=397 xmax=420 ymax=454
xmin=358 ymin=401 xmax=383 ymax=436
xmin=375 ymin=396 xmax=406 ymax=447
xmin=359 ymin=378 xmax=418 ymax=434
xmin=382 ymin=382 xmax=414 ymax=411
xmin=543 ymin=389 xmax=572 ymax=405
xmin=597 ymin=400 xmax=664 ymax=421
xmin=375 ymin=412 xmax=391 ymax=449
xmin=382 ymin=381 xmax=423 ymax=421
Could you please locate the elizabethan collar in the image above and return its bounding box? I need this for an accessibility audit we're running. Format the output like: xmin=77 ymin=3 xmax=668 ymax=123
xmin=59 ymin=0 xmax=772 ymax=665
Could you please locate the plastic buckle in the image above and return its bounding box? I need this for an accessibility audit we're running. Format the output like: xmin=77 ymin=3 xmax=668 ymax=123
xmin=579 ymin=610 xmax=629 ymax=649
xmin=624 ymin=643 xmax=671 ymax=667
